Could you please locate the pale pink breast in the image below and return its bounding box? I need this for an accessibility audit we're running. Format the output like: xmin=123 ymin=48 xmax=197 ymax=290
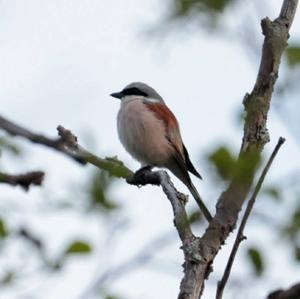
xmin=117 ymin=99 xmax=173 ymax=166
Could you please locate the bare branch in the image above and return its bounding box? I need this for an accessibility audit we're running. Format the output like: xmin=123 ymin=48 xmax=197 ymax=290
xmin=56 ymin=125 xmax=133 ymax=178
xmin=0 ymin=115 xmax=195 ymax=233
xmin=0 ymin=171 xmax=44 ymax=190
xmin=216 ymin=137 xmax=286 ymax=299
xmin=0 ymin=3 xmax=297 ymax=298
xmin=278 ymin=0 xmax=298 ymax=28
xmin=0 ymin=116 xmax=199 ymax=284
xmin=0 ymin=115 xmax=84 ymax=163
xmin=178 ymin=1 xmax=298 ymax=298
xmin=127 ymin=168 xmax=199 ymax=260
xmin=0 ymin=115 xmax=133 ymax=179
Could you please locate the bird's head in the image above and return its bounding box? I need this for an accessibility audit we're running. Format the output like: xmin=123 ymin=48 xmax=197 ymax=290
xmin=110 ymin=82 xmax=164 ymax=104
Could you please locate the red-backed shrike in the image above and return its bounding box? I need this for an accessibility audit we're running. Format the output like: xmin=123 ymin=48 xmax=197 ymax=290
xmin=111 ymin=82 xmax=212 ymax=222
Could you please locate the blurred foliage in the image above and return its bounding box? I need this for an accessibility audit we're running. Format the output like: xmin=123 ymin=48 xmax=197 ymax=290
xmin=247 ymin=247 xmax=264 ymax=277
xmin=0 ymin=1 xmax=300 ymax=298
xmin=64 ymin=240 xmax=92 ymax=255
xmin=105 ymin=296 xmax=121 ymax=299
xmin=208 ymin=145 xmax=261 ymax=182
xmin=0 ymin=271 xmax=15 ymax=286
xmin=262 ymin=186 xmax=282 ymax=202
xmin=0 ymin=218 xmax=8 ymax=238
xmin=208 ymin=146 xmax=236 ymax=180
xmin=169 ymin=0 xmax=236 ymax=27
xmin=235 ymin=151 xmax=261 ymax=182
xmin=188 ymin=209 xmax=203 ymax=224
xmin=294 ymin=246 xmax=300 ymax=262
xmin=0 ymin=137 xmax=22 ymax=156
xmin=276 ymin=44 xmax=300 ymax=99
xmin=172 ymin=0 xmax=235 ymax=15
xmin=285 ymin=45 xmax=300 ymax=68
xmin=87 ymin=170 xmax=119 ymax=211
xmin=282 ymin=201 xmax=300 ymax=240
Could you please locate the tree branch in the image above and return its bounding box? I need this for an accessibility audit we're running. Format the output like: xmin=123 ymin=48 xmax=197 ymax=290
xmin=177 ymin=1 xmax=298 ymax=298
xmin=0 ymin=115 xmax=85 ymax=164
xmin=126 ymin=168 xmax=196 ymax=244
xmin=0 ymin=171 xmax=44 ymax=190
xmin=0 ymin=117 xmax=200 ymax=284
xmin=0 ymin=2 xmax=297 ymax=298
xmin=267 ymin=282 xmax=300 ymax=299
xmin=216 ymin=137 xmax=286 ymax=299
xmin=56 ymin=125 xmax=133 ymax=178
xmin=0 ymin=115 xmax=133 ymax=179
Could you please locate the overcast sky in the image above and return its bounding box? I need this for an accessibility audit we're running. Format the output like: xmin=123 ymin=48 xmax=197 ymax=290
xmin=0 ymin=1 xmax=300 ymax=299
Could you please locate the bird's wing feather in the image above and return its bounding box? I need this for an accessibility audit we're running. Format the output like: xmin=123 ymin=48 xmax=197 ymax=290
xmin=143 ymin=101 xmax=184 ymax=158
xmin=144 ymin=101 xmax=202 ymax=180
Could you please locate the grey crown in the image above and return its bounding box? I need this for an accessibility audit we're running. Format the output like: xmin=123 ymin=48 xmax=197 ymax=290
xmin=123 ymin=82 xmax=165 ymax=102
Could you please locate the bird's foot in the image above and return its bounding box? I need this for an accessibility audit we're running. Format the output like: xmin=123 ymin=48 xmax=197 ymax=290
xmin=135 ymin=165 xmax=153 ymax=176
xmin=127 ymin=165 xmax=160 ymax=186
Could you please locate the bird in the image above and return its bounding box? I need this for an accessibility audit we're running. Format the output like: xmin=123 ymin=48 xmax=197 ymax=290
xmin=111 ymin=82 xmax=212 ymax=222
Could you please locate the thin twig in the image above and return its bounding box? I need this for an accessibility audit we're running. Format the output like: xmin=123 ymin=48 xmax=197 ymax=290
xmin=0 ymin=115 xmax=84 ymax=163
xmin=0 ymin=115 xmax=195 ymax=237
xmin=0 ymin=115 xmax=133 ymax=179
xmin=216 ymin=137 xmax=286 ymax=299
xmin=0 ymin=115 xmax=199 ymax=279
xmin=177 ymin=1 xmax=297 ymax=297
xmin=56 ymin=125 xmax=133 ymax=178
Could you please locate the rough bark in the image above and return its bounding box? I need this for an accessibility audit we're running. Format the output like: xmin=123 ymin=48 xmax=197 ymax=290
xmin=0 ymin=1 xmax=298 ymax=298
xmin=178 ymin=1 xmax=298 ymax=298
xmin=0 ymin=119 xmax=197 ymax=267
xmin=267 ymin=283 xmax=300 ymax=299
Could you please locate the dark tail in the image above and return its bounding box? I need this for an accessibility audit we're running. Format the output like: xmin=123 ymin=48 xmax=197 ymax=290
xmin=167 ymin=156 xmax=212 ymax=222
xmin=188 ymin=181 xmax=212 ymax=222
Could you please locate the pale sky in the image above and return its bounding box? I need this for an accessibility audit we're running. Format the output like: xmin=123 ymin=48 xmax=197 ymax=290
xmin=0 ymin=1 xmax=300 ymax=299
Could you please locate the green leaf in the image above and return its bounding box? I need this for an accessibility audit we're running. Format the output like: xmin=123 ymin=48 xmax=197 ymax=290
xmin=198 ymin=0 xmax=234 ymax=12
xmin=263 ymin=186 xmax=282 ymax=201
xmin=47 ymin=260 xmax=63 ymax=271
xmin=65 ymin=240 xmax=92 ymax=255
xmin=188 ymin=210 xmax=203 ymax=223
xmin=208 ymin=146 xmax=236 ymax=180
xmin=235 ymin=151 xmax=261 ymax=183
xmin=294 ymin=246 xmax=300 ymax=262
xmin=247 ymin=247 xmax=264 ymax=276
xmin=282 ymin=201 xmax=300 ymax=239
xmin=292 ymin=207 xmax=300 ymax=228
xmin=286 ymin=46 xmax=300 ymax=67
xmin=88 ymin=171 xmax=118 ymax=211
xmin=0 ymin=218 xmax=8 ymax=238
xmin=173 ymin=0 xmax=235 ymax=16
xmin=0 ymin=271 xmax=15 ymax=286
xmin=0 ymin=137 xmax=22 ymax=156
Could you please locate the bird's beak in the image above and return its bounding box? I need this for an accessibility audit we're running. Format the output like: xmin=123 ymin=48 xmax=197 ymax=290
xmin=110 ymin=91 xmax=123 ymax=99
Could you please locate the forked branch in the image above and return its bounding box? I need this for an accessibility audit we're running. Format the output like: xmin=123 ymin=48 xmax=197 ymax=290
xmin=178 ymin=0 xmax=298 ymax=298
xmin=216 ymin=137 xmax=286 ymax=299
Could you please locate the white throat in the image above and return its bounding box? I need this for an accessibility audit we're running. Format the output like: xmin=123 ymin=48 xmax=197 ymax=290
xmin=121 ymin=95 xmax=145 ymax=104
